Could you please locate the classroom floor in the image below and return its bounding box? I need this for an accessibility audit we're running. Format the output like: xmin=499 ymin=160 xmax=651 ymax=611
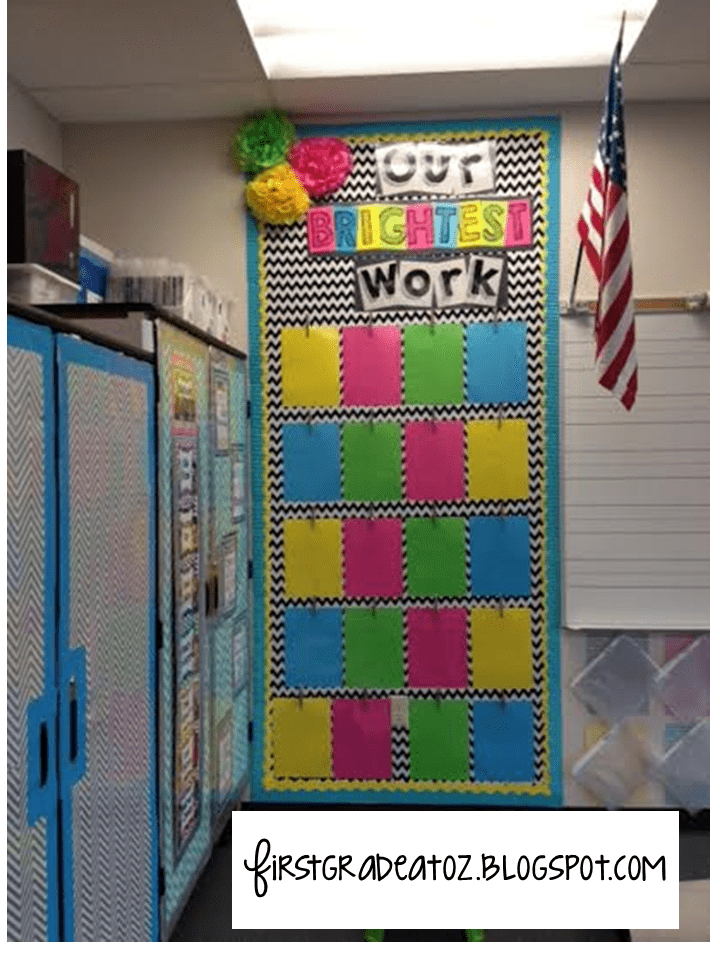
xmin=169 ymin=825 xmax=709 ymax=942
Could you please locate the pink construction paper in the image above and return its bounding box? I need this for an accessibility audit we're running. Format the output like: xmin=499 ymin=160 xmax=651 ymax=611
xmin=344 ymin=518 xmax=403 ymax=597
xmin=504 ymin=199 xmax=532 ymax=247
xmin=307 ymin=206 xmax=336 ymax=253
xmin=407 ymin=607 xmax=468 ymax=688
xmin=405 ymin=420 xmax=465 ymax=501
xmin=406 ymin=204 xmax=434 ymax=249
xmin=342 ymin=326 xmax=401 ymax=406
xmin=332 ymin=698 xmax=392 ymax=780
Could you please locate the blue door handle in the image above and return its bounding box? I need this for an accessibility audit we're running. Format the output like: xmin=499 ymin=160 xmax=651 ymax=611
xmin=59 ymin=648 xmax=87 ymax=788
xmin=27 ymin=694 xmax=58 ymax=826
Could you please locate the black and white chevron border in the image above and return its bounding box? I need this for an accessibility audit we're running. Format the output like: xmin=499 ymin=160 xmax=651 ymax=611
xmin=259 ymin=129 xmax=553 ymax=791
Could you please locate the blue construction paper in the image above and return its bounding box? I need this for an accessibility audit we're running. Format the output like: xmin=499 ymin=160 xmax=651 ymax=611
xmin=284 ymin=606 xmax=343 ymax=689
xmin=469 ymin=516 xmax=531 ymax=597
xmin=282 ymin=422 xmax=341 ymax=502
xmin=466 ymin=321 xmax=528 ymax=404
xmin=473 ymin=699 xmax=535 ymax=783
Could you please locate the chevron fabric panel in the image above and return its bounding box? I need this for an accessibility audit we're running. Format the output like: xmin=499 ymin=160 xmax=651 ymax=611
xmin=249 ymin=120 xmax=562 ymax=804
xmin=7 ymin=332 xmax=51 ymax=941
xmin=63 ymin=348 xmax=155 ymax=940
xmin=157 ymin=322 xmax=213 ymax=932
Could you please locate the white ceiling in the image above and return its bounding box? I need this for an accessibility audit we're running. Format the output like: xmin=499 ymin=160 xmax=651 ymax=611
xmin=6 ymin=0 xmax=710 ymax=124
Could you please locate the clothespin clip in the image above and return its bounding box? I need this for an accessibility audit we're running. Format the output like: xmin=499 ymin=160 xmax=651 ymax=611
xmin=311 ymin=597 xmax=317 ymax=615
xmin=368 ymin=502 xmax=375 ymax=522
xmin=434 ymin=693 xmax=442 ymax=709
xmin=497 ymin=404 xmax=504 ymax=428
xmin=492 ymin=304 xmax=500 ymax=329
xmin=306 ymin=410 xmax=313 ymax=428
xmin=309 ymin=505 xmax=316 ymax=526
xmin=500 ymin=691 xmax=507 ymax=710
xmin=433 ymin=598 xmax=439 ymax=614
xmin=499 ymin=501 xmax=507 ymax=522
xmin=429 ymin=306 xmax=436 ymax=329
xmin=497 ymin=597 xmax=504 ymax=618
xmin=371 ymin=603 xmax=377 ymax=617
xmin=430 ymin=504 xmax=437 ymax=523
xmin=361 ymin=690 xmax=369 ymax=706
xmin=304 ymin=315 xmax=311 ymax=336
xmin=298 ymin=689 xmax=304 ymax=708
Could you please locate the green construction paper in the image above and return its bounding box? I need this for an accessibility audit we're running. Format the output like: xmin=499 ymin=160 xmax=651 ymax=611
xmin=403 ymin=324 xmax=464 ymax=405
xmin=409 ymin=699 xmax=469 ymax=781
xmin=405 ymin=517 xmax=466 ymax=598
xmin=344 ymin=608 xmax=404 ymax=688
xmin=342 ymin=422 xmax=402 ymax=501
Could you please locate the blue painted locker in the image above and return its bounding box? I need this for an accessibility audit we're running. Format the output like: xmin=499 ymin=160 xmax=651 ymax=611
xmin=56 ymin=334 xmax=158 ymax=941
xmin=7 ymin=307 xmax=159 ymax=941
xmin=7 ymin=315 xmax=60 ymax=942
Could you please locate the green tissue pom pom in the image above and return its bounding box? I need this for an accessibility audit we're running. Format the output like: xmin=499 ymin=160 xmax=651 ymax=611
xmin=232 ymin=110 xmax=295 ymax=174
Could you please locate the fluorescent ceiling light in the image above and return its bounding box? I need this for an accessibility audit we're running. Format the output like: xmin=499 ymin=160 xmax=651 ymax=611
xmin=237 ymin=1 xmax=658 ymax=79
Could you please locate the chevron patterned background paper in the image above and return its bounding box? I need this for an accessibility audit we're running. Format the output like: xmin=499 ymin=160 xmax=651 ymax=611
xmin=249 ymin=119 xmax=562 ymax=805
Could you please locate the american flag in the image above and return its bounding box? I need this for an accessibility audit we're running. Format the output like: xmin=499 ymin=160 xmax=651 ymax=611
xmin=577 ymin=29 xmax=638 ymax=410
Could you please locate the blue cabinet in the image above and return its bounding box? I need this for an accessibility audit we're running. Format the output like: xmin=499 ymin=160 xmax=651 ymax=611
xmin=7 ymin=311 xmax=158 ymax=940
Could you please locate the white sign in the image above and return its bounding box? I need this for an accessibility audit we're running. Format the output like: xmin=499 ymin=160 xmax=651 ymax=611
xmin=357 ymin=255 xmax=505 ymax=312
xmin=232 ymin=810 xmax=678 ymax=930
xmin=376 ymin=141 xmax=496 ymax=197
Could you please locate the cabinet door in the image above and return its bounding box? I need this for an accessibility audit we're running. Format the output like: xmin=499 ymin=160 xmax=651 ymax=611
xmin=207 ymin=350 xmax=251 ymax=827
xmin=56 ymin=335 xmax=158 ymax=941
xmin=7 ymin=316 xmax=60 ymax=942
xmin=156 ymin=321 xmax=212 ymax=936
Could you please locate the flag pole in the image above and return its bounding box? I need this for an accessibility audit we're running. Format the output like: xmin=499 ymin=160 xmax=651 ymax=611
xmin=568 ymin=10 xmax=627 ymax=313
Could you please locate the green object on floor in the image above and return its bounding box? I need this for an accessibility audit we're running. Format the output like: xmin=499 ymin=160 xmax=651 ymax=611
xmin=466 ymin=929 xmax=485 ymax=941
xmin=365 ymin=929 xmax=385 ymax=941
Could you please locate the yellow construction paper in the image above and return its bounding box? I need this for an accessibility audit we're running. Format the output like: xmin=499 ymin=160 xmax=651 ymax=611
xmin=281 ymin=326 xmax=340 ymax=407
xmin=271 ymin=697 xmax=332 ymax=778
xmin=284 ymin=518 xmax=342 ymax=598
xmin=467 ymin=418 xmax=529 ymax=500
xmin=470 ymin=607 xmax=533 ymax=689
xmin=356 ymin=205 xmax=384 ymax=251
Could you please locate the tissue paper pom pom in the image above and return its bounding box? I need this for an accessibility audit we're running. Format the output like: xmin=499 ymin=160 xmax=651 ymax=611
xmin=232 ymin=110 xmax=295 ymax=174
xmin=289 ymin=137 xmax=353 ymax=198
xmin=245 ymin=164 xmax=310 ymax=225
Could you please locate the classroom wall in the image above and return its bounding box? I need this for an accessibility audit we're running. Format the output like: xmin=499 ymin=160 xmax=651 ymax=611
xmin=62 ymin=100 xmax=709 ymax=353
xmin=7 ymin=75 xmax=64 ymax=169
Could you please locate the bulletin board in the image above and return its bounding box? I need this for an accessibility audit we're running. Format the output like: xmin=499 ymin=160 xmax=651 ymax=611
xmin=248 ymin=118 xmax=562 ymax=805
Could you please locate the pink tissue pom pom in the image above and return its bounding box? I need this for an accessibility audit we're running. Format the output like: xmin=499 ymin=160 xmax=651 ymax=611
xmin=289 ymin=138 xmax=353 ymax=199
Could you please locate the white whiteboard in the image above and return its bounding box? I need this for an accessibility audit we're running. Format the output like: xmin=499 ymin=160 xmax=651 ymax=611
xmin=561 ymin=308 xmax=710 ymax=630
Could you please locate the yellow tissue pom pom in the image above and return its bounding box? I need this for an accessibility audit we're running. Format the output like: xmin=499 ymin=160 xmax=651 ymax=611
xmin=245 ymin=163 xmax=310 ymax=225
